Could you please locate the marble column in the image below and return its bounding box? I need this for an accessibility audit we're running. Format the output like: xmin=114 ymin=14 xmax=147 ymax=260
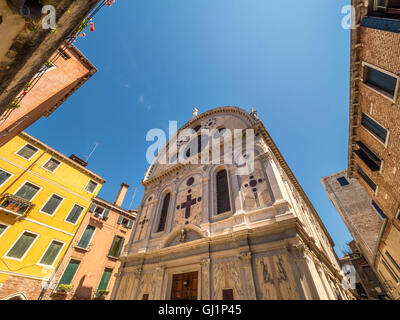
xmin=201 ymin=177 xmax=210 ymax=223
xmin=201 ymin=258 xmax=211 ymax=300
xmin=238 ymin=252 xmax=257 ymax=299
xmin=287 ymin=244 xmax=320 ymax=300
xmin=228 ymin=165 xmax=243 ymax=214
xmin=130 ymin=267 xmax=143 ymax=300
xmin=154 ymin=265 xmax=166 ymax=299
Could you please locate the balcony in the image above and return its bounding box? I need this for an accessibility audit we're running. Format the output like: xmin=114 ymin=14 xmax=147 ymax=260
xmin=0 ymin=193 xmax=35 ymax=217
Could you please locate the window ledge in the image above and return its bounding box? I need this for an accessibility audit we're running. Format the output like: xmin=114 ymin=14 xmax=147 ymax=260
xmin=107 ymin=255 xmax=119 ymax=260
xmin=361 ymin=82 xmax=397 ymax=103
xmin=74 ymin=246 xmax=90 ymax=252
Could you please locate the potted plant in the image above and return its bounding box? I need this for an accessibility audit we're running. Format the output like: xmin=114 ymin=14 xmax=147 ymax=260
xmin=55 ymin=284 xmax=73 ymax=294
xmin=94 ymin=290 xmax=109 ymax=300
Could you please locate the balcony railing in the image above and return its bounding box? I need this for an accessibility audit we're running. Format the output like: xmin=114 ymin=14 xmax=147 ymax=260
xmin=0 ymin=193 xmax=35 ymax=217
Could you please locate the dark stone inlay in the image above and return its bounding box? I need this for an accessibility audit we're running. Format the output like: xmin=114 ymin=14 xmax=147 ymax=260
xmin=187 ymin=177 xmax=195 ymax=186
xmin=249 ymin=180 xmax=257 ymax=187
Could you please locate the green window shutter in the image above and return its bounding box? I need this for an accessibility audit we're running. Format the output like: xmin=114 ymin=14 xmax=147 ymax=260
xmin=15 ymin=182 xmax=40 ymax=201
xmin=40 ymin=240 xmax=63 ymax=265
xmin=58 ymin=260 xmax=80 ymax=287
xmin=117 ymin=215 xmax=123 ymax=225
xmin=103 ymin=208 xmax=110 ymax=219
xmin=7 ymin=231 xmax=37 ymax=259
xmin=77 ymin=225 xmax=95 ymax=249
xmin=41 ymin=195 xmax=63 ymax=215
xmin=88 ymin=203 xmax=97 ymax=213
xmin=0 ymin=224 xmax=7 ymax=236
xmin=66 ymin=205 xmax=84 ymax=224
xmin=108 ymin=236 xmax=118 ymax=256
xmin=127 ymin=219 xmax=133 ymax=229
xmin=97 ymin=269 xmax=112 ymax=292
xmin=0 ymin=170 xmax=11 ymax=186
xmin=116 ymin=237 xmax=125 ymax=257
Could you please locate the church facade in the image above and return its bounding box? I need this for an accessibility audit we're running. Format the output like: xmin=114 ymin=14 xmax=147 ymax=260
xmin=112 ymin=106 xmax=352 ymax=300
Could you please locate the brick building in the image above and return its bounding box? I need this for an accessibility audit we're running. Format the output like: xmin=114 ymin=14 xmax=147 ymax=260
xmin=347 ymin=0 xmax=400 ymax=299
xmin=340 ymin=241 xmax=387 ymax=300
xmin=42 ymin=183 xmax=136 ymax=300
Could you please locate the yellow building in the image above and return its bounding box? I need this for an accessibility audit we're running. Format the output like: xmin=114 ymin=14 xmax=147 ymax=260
xmin=0 ymin=132 xmax=105 ymax=300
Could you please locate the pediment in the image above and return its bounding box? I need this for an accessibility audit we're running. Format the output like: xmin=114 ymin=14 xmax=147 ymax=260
xmin=164 ymin=226 xmax=206 ymax=248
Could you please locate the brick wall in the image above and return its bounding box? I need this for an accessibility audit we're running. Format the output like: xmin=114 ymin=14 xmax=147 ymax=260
xmin=0 ymin=275 xmax=43 ymax=300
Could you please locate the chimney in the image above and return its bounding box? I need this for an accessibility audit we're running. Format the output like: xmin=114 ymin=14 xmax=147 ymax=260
xmin=115 ymin=182 xmax=130 ymax=207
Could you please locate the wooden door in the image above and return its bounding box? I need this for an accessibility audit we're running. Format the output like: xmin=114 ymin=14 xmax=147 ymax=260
xmin=170 ymin=271 xmax=198 ymax=300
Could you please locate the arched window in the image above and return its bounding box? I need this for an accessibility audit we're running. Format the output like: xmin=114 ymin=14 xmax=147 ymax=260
xmin=216 ymin=170 xmax=231 ymax=214
xmin=157 ymin=193 xmax=171 ymax=232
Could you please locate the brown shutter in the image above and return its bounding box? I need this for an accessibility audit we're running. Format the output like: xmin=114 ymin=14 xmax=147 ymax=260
xmin=157 ymin=193 xmax=170 ymax=232
xmin=216 ymin=170 xmax=231 ymax=214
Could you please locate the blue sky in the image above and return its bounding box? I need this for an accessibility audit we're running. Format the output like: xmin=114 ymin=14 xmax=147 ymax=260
xmin=27 ymin=0 xmax=353 ymax=255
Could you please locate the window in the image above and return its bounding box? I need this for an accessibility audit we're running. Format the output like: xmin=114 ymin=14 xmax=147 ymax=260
xmin=15 ymin=182 xmax=40 ymax=201
xmin=97 ymin=268 xmax=112 ymax=294
xmin=381 ymin=259 xmax=399 ymax=283
xmin=41 ymin=194 xmax=63 ymax=215
xmin=39 ymin=240 xmax=63 ymax=266
xmin=157 ymin=193 xmax=170 ymax=232
xmin=108 ymin=236 xmax=124 ymax=258
xmin=42 ymin=158 xmax=61 ymax=172
xmin=6 ymin=231 xmax=37 ymax=259
xmin=222 ymin=289 xmax=234 ymax=300
xmin=0 ymin=224 xmax=8 ymax=237
xmin=216 ymin=170 xmax=231 ymax=214
xmin=365 ymin=66 xmax=398 ymax=98
xmin=118 ymin=215 xmax=133 ymax=229
xmin=385 ymin=251 xmax=400 ymax=274
xmin=58 ymin=48 xmax=71 ymax=60
xmin=374 ymin=0 xmax=400 ymax=14
xmin=355 ymin=141 xmax=381 ymax=172
xmin=361 ymin=113 xmax=388 ymax=144
xmin=372 ymin=201 xmax=387 ymax=219
xmin=355 ymin=282 xmax=368 ymax=297
xmin=16 ymin=144 xmax=38 ymax=160
xmin=65 ymin=204 xmax=84 ymax=224
xmin=0 ymin=169 xmax=11 ymax=186
xmin=58 ymin=260 xmax=80 ymax=287
xmin=85 ymin=180 xmax=98 ymax=193
xmin=77 ymin=225 xmax=95 ymax=249
xmin=337 ymin=177 xmax=350 ymax=187
xmin=184 ymin=135 xmax=208 ymax=158
xmin=357 ymin=166 xmax=377 ymax=192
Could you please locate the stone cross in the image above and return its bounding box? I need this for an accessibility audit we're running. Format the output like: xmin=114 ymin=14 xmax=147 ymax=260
xmin=179 ymin=194 xmax=197 ymax=219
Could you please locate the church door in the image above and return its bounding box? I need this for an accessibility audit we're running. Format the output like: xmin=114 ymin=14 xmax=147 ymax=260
xmin=170 ymin=272 xmax=198 ymax=300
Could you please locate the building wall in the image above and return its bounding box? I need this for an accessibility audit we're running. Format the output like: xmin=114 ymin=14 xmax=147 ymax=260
xmin=0 ymin=133 xmax=104 ymax=300
xmin=348 ymin=0 xmax=400 ymax=299
xmin=321 ymin=170 xmax=385 ymax=265
xmin=0 ymin=44 xmax=96 ymax=147
xmin=43 ymin=200 xmax=135 ymax=300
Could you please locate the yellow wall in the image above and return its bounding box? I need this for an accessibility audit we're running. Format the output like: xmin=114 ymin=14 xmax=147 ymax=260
xmin=0 ymin=135 xmax=103 ymax=283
